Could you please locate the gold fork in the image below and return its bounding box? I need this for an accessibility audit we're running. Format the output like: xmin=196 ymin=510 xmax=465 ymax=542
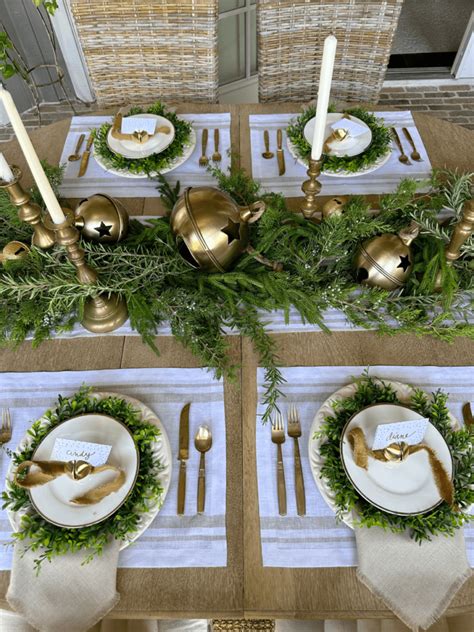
xmin=462 ymin=402 xmax=473 ymax=427
xmin=212 ymin=128 xmax=221 ymax=162
xmin=199 ymin=129 xmax=209 ymax=167
xmin=0 ymin=408 xmax=12 ymax=445
xmin=287 ymin=404 xmax=306 ymax=516
xmin=271 ymin=411 xmax=287 ymax=516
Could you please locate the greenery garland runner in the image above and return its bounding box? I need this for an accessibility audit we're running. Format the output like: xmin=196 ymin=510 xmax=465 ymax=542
xmin=92 ymin=102 xmax=193 ymax=176
xmin=1 ymin=387 xmax=163 ymax=571
xmin=286 ymin=105 xmax=392 ymax=173
xmin=0 ymin=164 xmax=472 ymax=422
xmin=314 ymin=373 xmax=474 ymax=542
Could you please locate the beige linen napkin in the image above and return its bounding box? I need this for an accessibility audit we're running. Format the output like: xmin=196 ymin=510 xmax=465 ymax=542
xmin=7 ymin=539 xmax=121 ymax=632
xmin=355 ymin=526 xmax=472 ymax=632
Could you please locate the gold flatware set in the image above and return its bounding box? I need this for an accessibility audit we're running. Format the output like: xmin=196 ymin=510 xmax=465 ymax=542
xmin=199 ymin=128 xmax=221 ymax=167
xmin=271 ymin=406 xmax=306 ymax=516
xmin=262 ymin=129 xmax=286 ymax=175
xmin=177 ymin=403 xmax=213 ymax=515
xmin=391 ymin=127 xmax=422 ymax=165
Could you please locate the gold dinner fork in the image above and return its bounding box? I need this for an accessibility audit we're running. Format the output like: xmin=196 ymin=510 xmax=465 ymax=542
xmin=0 ymin=408 xmax=12 ymax=446
xmin=212 ymin=128 xmax=221 ymax=162
xmin=271 ymin=411 xmax=287 ymax=516
xmin=287 ymin=404 xmax=306 ymax=516
xmin=199 ymin=129 xmax=209 ymax=167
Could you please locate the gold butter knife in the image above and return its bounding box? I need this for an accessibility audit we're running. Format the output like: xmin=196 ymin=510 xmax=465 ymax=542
xmin=78 ymin=134 xmax=94 ymax=177
xmin=276 ymin=128 xmax=286 ymax=176
xmin=177 ymin=402 xmax=190 ymax=515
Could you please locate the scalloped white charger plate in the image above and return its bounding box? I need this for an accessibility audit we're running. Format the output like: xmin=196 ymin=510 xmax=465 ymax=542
xmin=7 ymin=392 xmax=172 ymax=549
xmin=308 ymin=379 xmax=458 ymax=528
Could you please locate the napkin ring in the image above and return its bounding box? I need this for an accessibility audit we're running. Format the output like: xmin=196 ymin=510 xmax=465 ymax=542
xmin=14 ymin=459 xmax=126 ymax=505
xmin=348 ymin=427 xmax=455 ymax=508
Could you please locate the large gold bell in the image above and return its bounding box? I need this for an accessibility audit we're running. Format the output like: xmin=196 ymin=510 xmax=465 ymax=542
xmin=170 ymin=186 xmax=266 ymax=272
xmin=354 ymin=222 xmax=420 ymax=290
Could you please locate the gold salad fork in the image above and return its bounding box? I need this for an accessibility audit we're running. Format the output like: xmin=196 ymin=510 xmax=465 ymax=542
xmin=271 ymin=411 xmax=287 ymax=516
xmin=0 ymin=408 xmax=12 ymax=446
xmin=212 ymin=128 xmax=221 ymax=162
xmin=288 ymin=405 xmax=306 ymax=516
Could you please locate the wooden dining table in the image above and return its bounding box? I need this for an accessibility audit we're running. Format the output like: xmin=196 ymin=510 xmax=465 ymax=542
xmin=0 ymin=103 xmax=472 ymax=622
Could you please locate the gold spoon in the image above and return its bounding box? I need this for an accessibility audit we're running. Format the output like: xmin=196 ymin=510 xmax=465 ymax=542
xmin=194 ymin=425 xmax=212 ymax=514
xmin=402 ymin=127 xmax=422 ymax=161
xmin=391 ymin=128 xmax=411 ymax=165
xmin=262 ymin=129 xmax=274 ymax=159
xmin=68 ymin=133 xmax=85 ymax=161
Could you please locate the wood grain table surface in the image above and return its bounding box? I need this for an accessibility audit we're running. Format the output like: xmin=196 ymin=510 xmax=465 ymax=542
xmin=0 ymin=103 xmax=472 ymax=620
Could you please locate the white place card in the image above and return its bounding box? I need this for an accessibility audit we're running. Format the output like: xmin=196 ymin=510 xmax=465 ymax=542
xmin=121 ymin=116 xmax=156 ymax=135
xmin=331 ymin=117 xmax=366 ymax=138
xmin=51 ymin=438 xmax=112 ymax=466
xmin=372 ymin=418 xmax=429 ymax=450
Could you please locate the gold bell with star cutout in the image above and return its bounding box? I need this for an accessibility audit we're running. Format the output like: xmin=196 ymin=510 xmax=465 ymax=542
xmin=170 ymin=186 xmax=281 ymax=272
xmin=74 ymin=194 xmax=129 ymax=243
xmin=354 ymin=221 xmax=420 ymax=290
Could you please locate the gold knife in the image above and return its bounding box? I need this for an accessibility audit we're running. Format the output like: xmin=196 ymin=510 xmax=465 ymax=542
xmin=78 ymin=134 xmax=94 ymax=177
xmin=276 ymin=128 xmax=285 ymax=176
xmin=177 ymin=402 xmax=190 ymax=515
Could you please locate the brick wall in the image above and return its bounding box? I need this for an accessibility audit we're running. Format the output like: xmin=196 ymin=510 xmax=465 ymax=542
xmin=378 ymin=82 xmax=474 ymax=130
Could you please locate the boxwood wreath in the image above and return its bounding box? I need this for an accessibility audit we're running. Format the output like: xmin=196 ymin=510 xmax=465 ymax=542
xmin=286 ymin=105 xmax=392 ymax=173
xmin=2 ymin=387 xmax=163 ymax=571
xmin=92 ymin=101 xmax=193 ymax=176
xmin=314 ymin=373 xmax=474 ymax=541
xmin=0 ymin=162 xmax=472 ymax=423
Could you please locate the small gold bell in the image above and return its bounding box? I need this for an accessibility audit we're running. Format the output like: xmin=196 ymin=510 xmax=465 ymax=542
xmin=383 ymin=442 xmax=409 ymax=462
xmin=75 ymin=194 xmax=129 ymax=243
xmin=0 ymin=240 xmax=30 ymax=265
xmin=322 ymin=196 xmax=348 ymax=219
xmin=66 ymin=460 xmax=93 ymax=480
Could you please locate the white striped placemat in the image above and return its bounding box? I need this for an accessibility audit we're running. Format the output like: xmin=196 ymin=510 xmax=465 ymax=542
xmin=0 ymin=367 xmax=227 ymax=569
xmin=58 ymin=113 xmax=232 ymax=198
xmin=256 ymin=365 xmax=474 ymax=568
xmin=249 ymin=110 xmax=432 ymax=196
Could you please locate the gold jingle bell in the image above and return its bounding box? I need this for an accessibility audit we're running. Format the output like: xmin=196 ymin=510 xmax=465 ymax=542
xmin=75 ymin=194 xmax=129 ymax=243
xmin=65 ymin=460 xmax=93 ymax=480
xmin=322 ymin=196 xmax=348 ymax=219
xmin=383 ymin=442 xmax=409 ymax=462
xmin=170 ymin=186 xmax=268 ymax=272
xmin=0 ymin=240 xmax=30 ymax=265
xmin=354 ymin=221 xmax=420 ymax=290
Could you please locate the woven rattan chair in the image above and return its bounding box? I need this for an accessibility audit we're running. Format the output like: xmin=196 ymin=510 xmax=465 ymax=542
xmin=69 ymin=0 xmax=219 ymax=106
xmin=257 ymin=0 xmax=404 ymax=104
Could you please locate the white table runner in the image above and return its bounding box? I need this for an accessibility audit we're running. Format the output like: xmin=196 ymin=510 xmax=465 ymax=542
xmin=58 ymin=113 xmax=232 ymax=198
xmin=0 ymin=367 xmax=227 ymax=569
xmin=249 ymin=111 xmax=432 ymax=196
xmin=256 ymin=365 xmax=474 ymax=568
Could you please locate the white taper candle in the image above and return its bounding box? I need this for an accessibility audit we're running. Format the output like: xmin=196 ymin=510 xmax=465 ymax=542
xmin=0 ymin=151 xmax=15 ymax=183
xmin=311 ymin=34 xmax=338 ymax=161
xmin=0 ymin=84 xmax=66 ymax=223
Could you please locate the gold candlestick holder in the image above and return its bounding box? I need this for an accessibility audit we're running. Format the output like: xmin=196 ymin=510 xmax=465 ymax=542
xmin=300 ymin=158 xmax=323 ymax=221
xmin=0 ymin=166 xmax=55 ymax=249
xmin=44 ymin=211 xmax=128 ymax=334
xmin=445 ymin=199 xmax=474 ymax=263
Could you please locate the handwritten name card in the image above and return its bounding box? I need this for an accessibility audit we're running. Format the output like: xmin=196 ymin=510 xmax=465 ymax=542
xmin=372 ymin=418 xmax=429 ymax=450
xmin=51 ymin=438 xmax=112 ymax=466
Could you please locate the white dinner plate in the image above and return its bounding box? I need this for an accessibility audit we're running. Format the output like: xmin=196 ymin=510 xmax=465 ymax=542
xmin=303 ymin=113 xmax=372 ymax=157
xmin=106 ymin=113 xmax=176 ymax=159
xmin=27 ymin=413 xmax=139 ymax=528
xmin=7 ymin=392 xmax=172 ymax=549
xmin=340 ymin=403 xmax=452 ymax=516
xmin=308 ymin=380 xmax=459 ymax=528
xmin=94 ymin=127 xmax=197 ymax=179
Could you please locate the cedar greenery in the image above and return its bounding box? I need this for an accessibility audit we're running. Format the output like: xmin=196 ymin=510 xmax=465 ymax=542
xmin=286 ymin=106 xmax=392 ymax=173
xmin=0 ymin=164 xmax=472 ymax=422
xmin=314 ymin=373 xmax=474 ymax=541
xmin=93 ymin=102 xmax=193 ymax=176
xmin=1 ymin=388 xmax=163 ymax=572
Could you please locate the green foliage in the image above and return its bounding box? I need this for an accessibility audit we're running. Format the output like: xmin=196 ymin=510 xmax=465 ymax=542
xmin=2 ymin=388 xmax=163 ymax=572
xmin=32 ymin=0 xmax=59 ymax=14
xmin=0 ymin=164 xmax=472 ymax=422
xmin=287 ymin=106 xmax=392 ymax=173
xmin=315 ymin=373 xmax=474 ymax=541
xmin=93 ymin=102 xmax=193 ymax=176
